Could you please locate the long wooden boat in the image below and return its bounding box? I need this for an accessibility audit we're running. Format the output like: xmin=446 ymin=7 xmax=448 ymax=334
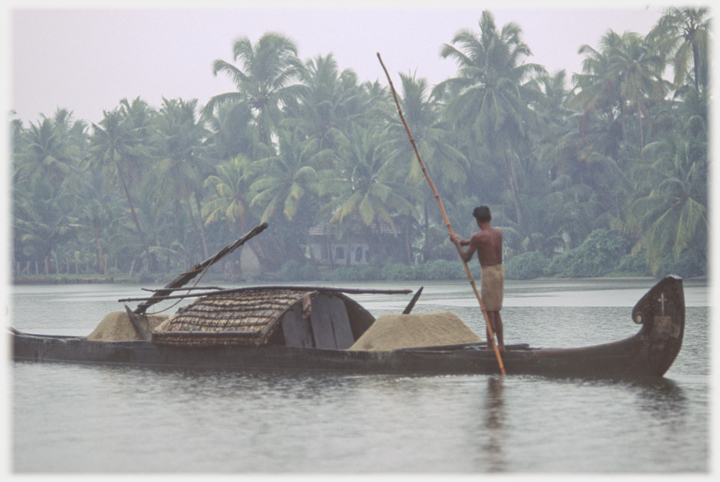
xmin=10 ymin=275 xmax=685 ymax=378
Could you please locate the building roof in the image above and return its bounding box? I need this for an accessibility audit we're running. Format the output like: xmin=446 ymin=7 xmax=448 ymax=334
xmin=309 ymin=219 xmax=400 ymax=237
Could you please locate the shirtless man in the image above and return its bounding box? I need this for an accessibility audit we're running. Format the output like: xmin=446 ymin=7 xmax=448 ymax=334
xmin=449 ymin=206 xmax=505 ymax=351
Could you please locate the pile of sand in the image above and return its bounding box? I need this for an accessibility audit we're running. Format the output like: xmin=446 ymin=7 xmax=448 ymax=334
xmin=348 ymin=311 xmax=483 ymax=351
xmin=86 ymin=311 xmax=170 ymax=341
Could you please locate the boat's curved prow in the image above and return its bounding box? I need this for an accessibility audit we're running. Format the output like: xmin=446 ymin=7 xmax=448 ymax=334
xmin=631 ymin=275 xmax=685 ymax=376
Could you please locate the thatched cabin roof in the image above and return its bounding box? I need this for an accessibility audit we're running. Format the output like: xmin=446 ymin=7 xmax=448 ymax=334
xmin=151 ymin=287 xmax=378 ymax=348
xmin=153 ymin=288 xmax=311 ymax=346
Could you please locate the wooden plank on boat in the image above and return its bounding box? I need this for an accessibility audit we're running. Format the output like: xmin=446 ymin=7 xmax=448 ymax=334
xmin=121 ymin=285 xmax=412 ymax=304
xmin=124 ymin=305 xmax=150 ymax=341
xmin=281 ymin=305 xmax=315 ymax=349
xmin=310 ymin=295 xmax=355 ymax=350
xmin=403 ymin=287 xmax=423 ymax=314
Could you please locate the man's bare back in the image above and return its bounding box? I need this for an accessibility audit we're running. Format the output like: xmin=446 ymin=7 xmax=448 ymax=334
xmin=452 ymin=223 xmax=502 ymax=267
xmin=465 ymin=227 xmax=503 ymax=267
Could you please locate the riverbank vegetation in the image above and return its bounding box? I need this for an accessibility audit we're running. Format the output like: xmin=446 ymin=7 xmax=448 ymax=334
xmin=10 ymin=8 xmax=709 ymax=283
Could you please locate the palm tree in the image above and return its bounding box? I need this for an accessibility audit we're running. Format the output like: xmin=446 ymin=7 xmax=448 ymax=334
xmin=648 ymin=7 xmax=711 ymax=93
xmin=572 ymin=31 xmax=624 ymax=133
xmin=623 ymin=130 xmax=707 ymax=274
xmin=203 ymin=101 xmax=256 ymax=162
xmin=283 ymin=53 xmax=362 ymax=152
xmin=573 ymin=31 xmax=668 ymax=161
xmin=152 ymin=97 xmax=211 ymax=259
xmin=385 ymin=72 xmax=468 ymax=192
xmin=202 ymin=154 xmax=253 ymax=231
xmin=248 ymin=129 xmax=323 ymax=224
xmin=88 ymin=100 xmax=157 ymax=272
xmin=318 ymin=123 xmax=418 ymax=262
xmin=75 ymin=169 xmax=122 ymax=274
xmin=434 ymin=10 xmax=546 ymax=250
xmin=13 ymin=176 xmax=78 ymax=273
xmin=52 ymin=108 xmax=89 ymax=159
xmin=540 ymin=68 xmax=632 ymax=227
xmin=609 ymin=32 xmax=668 ymax=156
xmin=248 ymin=128 xmax=327 ymax=262
xmin=10 ymin=115 xmax=27 ymax=154
xmin=622 ymin=84 xmax=707 ymax=275
xmin=205 ymin=31 xmax=304 ymax=152
xmin=382 ymin=71 xmax=468 ymax=260
xmin=19 ymin=110 xmax=84 ymax=194
xmin=534 ymin=70 xmax=572 ymax=130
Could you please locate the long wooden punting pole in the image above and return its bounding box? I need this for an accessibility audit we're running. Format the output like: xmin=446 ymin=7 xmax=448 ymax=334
xmin=377 ymin=53 xmax=505 ymax=375
xmin=133 ymin=223 xmax=268 ymax=315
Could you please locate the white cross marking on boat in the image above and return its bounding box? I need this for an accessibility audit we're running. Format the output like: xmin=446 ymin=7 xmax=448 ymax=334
xmin=658 ymin=293 xmax=666 ymax=316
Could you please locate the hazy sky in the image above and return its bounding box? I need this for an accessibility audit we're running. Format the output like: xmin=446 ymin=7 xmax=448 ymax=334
xmin=6 ymin=1 xmax=670 ymax=125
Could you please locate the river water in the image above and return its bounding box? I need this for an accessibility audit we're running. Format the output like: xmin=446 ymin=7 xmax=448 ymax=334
xmin=8 ymin=278 xmax=711 ymax=474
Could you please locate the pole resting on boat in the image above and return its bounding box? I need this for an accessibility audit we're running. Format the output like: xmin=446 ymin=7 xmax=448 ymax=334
xmin=120 ymin=286 xmax=414 ymax=304
xmin=133 ymin=223 xmax=268 ymax=315
xmin=125 ymin=305 xmax=150 ymax=341
xmin=402 ymin=287 xmax=424 ymax=314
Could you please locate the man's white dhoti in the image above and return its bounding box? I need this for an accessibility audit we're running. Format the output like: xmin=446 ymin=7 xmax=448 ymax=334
xmin=481 ymin=264 xmax=504 ymax=311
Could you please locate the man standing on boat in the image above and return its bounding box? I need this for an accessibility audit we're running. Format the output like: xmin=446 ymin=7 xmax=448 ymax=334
xmin=450 ymin=206 xmax=505 ymax=351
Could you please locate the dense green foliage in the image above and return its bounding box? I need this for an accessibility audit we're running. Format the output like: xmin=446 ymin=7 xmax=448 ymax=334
xmin=546 ymin=229 xmax=631 ymax=278
xmin=10 ymin=8 xmax=710 ymax=281
xmin=504 ymin=251 xmax=550 ymax=280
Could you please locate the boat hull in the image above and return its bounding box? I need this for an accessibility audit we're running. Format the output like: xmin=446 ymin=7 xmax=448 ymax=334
xmin=10 ymin=276 xmax=685 ymax=378
xmin=10 ymin=330 xmax=675 ymax=379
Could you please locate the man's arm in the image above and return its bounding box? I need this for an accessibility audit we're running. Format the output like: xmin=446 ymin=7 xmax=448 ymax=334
xmin=450 ymin=233 xmax=478 ymax=263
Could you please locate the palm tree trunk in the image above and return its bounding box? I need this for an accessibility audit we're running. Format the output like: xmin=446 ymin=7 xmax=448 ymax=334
xmin=94 ymin=226 xmax=105 ymax=273
xmin=193 ymin=194 xmax=210 ymax=259
xmin=300 ymin=209 xmax=315 ymax=264
xmin=692 ymin=41 xmax=701 ymax=92
xmin=422 ymin=196 xmax=431 ymax=261
xmin=637 ymin=104 xmax=645 ymax=159
xmin=326 ymin=227 xmax=334 ymax=270
xmin=619 ymin=105 xmax=628 ymax=142
xmin=503 ymin=151 xmax=537 ymax=251
xmin=117 ymin=164 xmax=156 ymax=272
xmin=405 ymin=215 xmax=412 ymax=264
xmin=373 ymin=218 xmax=387 ymax=263
xmin=184 ymin=195 xmax=208 ymax=260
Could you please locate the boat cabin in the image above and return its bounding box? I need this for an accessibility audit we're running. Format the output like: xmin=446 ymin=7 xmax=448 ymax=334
xmin=152 ymin=288 xmax=376 ymax=349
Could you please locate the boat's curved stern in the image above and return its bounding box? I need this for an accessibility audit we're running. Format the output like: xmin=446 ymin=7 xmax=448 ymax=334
xmin=631 ymin=275 xmax=685 ymax=376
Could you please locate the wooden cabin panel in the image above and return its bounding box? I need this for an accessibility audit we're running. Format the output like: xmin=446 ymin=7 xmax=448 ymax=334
xmin=310 ymin=295 xmax=355 ymax=350
xmin=329 ymin=297 xmax=356 ymax=349
xmin=309 ymin=297 xmax=337 ymax=349
xmin=344 ymin=299 xmax=376 ymax=340
xmin=281 ymin=305 xmax=315 ymax=349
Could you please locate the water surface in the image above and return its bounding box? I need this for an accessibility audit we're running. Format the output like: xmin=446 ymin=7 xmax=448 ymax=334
xmin=10 ymin=278 xmax=709 ymax=473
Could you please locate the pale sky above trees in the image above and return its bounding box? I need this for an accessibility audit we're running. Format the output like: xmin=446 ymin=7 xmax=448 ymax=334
xmin=7 ymin=1 xmax=665 ymax=125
